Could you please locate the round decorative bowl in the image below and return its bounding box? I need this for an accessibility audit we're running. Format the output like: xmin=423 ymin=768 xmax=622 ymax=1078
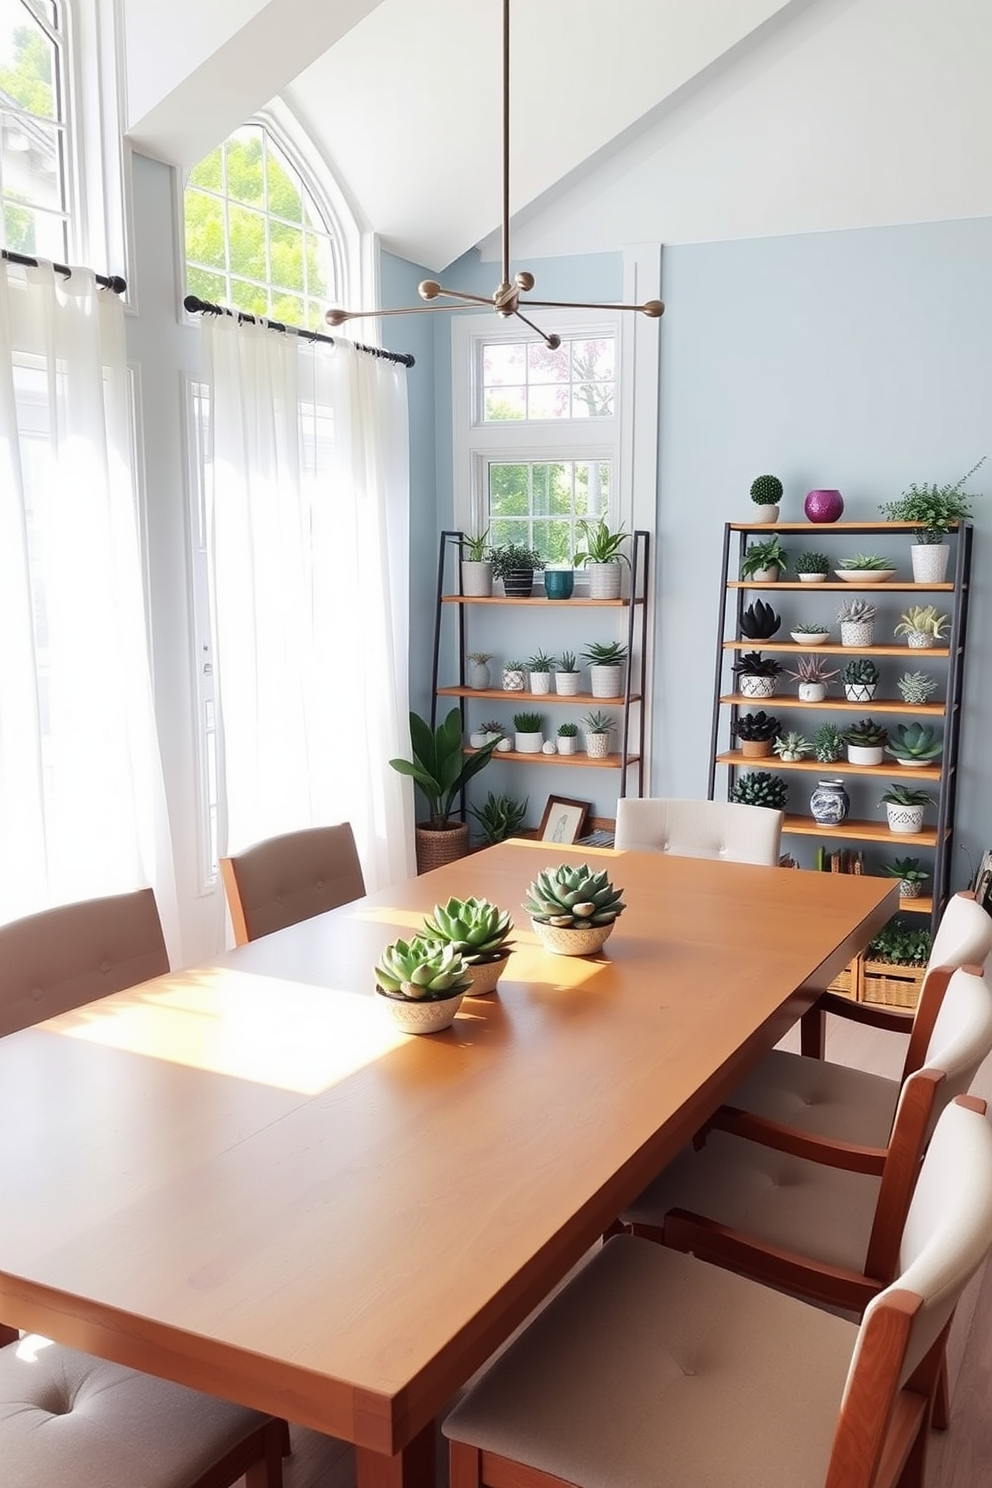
xmin=894 ymin=757 xmax=929 ymax=769
xmin=790 ymin=630 xmax=829 ymax=645
xmin=531 ymin=919 xmax=615 ymax=957
xmin=378 ymin=989 xmax=465 ymax=1034
xmin=804 ymin=488 xmax=844 ymax=523
xmin=835 ymin=569 xmax=895 ymax=583
xmin=465 ymin=955 xmax=509 ymax=996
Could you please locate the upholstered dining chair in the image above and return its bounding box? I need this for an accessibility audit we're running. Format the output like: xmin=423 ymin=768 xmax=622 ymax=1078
xmin=0 ymin=888 xmax=169 ymax=1038
xmin=220 ymin=822 xmax=366 ymax=945
xmin=444 ymin=1096 xmax=992 ymax=1488
xmin=613 ymin=796 xmax=783 ymax=866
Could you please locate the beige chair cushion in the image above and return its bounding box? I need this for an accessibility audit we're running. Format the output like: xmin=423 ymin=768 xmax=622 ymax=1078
xmin=444 ymin=1236 xmax=857 ymax=1488
xmin=614 ymin=798 xmax=783 ymax=866
xmin=728 ymin=1047 xmax=900 ymax=1146
xmin=221 ymin=823 xmax=365 ymax=944
xmin=0 ymin=1336 xmax=271 ymax=1487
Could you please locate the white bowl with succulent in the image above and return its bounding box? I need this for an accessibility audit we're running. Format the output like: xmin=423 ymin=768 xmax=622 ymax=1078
xmin=422 ymin=895 xmax=514 ymax=996
xmin=374 ymin=936 xmax=473 ymax=1033
xmin=524 ymin=863 xmax=627 ymax=957
xmin=789 ymin=622 xmax=830 ymax=645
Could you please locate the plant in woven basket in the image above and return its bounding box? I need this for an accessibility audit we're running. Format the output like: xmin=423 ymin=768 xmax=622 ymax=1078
xmin=894 ymin=605 xmax=950 ymax=640
xmin=897 ymin=671 xmax=938 ymax=705
xmin=786 ymin=654 xmax=840 ymax=684
xmin=740 ymin=537 xmax=789 ymax=579
xmin=374 ymin=935 xmax=473 ymax=1002
xmin=885 ymin=722 xmax=943 ymax=763
xmin=750 ymin=474 xmax=783 ymax=508
xmin=796 ymin=551 xmax=830 ymax=575
xmin=524 ymin=864 xmax=626 ymax=928
xmin=842 ymin=658 xmax=880 ymax=687
xmin=773 ymin=732 xmax=814 ymax=762
xmin=843 ymin=717 xmax=889 ymax=748
xmin=390 ymin=709 xmax=496 ymax=828
xmin=739 ymin=600 xmax=781 ymax=639
xmin=878 ymin=458 xmax=985 ymax=542
xmin=733 ymin=711 xmax=781 ymax=742
xmin=812 ymin=722 xmax=846 ymax=763
xmin=837 ymin=553 xmax=895 ymax=571
xmin=467 ymin=790 xmax=528 ymax=844
xmin=836 ymin=598 xmax=878 ymax=625
xmin=422 ymin=897 xmax=514 ymax=965
xmin=730 ymin=771 xmax=789 ymax=810
xmin=866 ymin=916 xmax=932 ymax=966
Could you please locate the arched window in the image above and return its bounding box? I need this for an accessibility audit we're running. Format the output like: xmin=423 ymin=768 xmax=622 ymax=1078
xmin=0 ymin=0 xmax=72 ymax=260
xmin=184 ymin=121 xmax=343 ymax=330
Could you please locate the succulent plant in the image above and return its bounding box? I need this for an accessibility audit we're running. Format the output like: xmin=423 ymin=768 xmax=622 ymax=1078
xmin=556 ymin=650 xmax=578 ymax=673
xmin=467 ymin=790 xmax=527 ymax=843
xmin=583 ymin=710 xmax=616 ymax=734
xmin=733 ymin=710 xmax=781 ymax=742
xmin=795 ymin=551 xmax=830 ymax=574
xmin=844 ymin=717 xmax=889 ymax=748
xmin=582 ymin=641 xmax=628 ymax=665
xmin=879 ymin=783 xmax=933 ymax=807
xmin=842 ymin=658 xmax=880 ymax=685
xmin=773 ymin=732 xmax=814 ymax=761
xmin=523 ymin=864 xmax=626 ymax=929
xmin=885 ymin=722 xmax=943 ymax=762
xmin=837 ymin=553 xmax=894 ymax=570
xmin=730 ymin=771 xmax=789 ymax=810
xmin=883 ymin=857 xmax=929 ymax=884
xmin=791 ymin=621 xmax=830 ymax=635
xmin=422 ymin=896 xmax=514 ymax=964
xmin=786 ymin=654 xmax=840 ymax=684
xmin=513 ymin=711 xmax=545 ymax=732
xmin=557 ymin=721 xmax=579 ymax=737
xmin=374 ymin=935 xmax=473 ymax=1002
xmin=503 ymin=659 xmax=526 ymax=672
xmin=527 ymin=650 xmax=554 ymax=672
xmin=460 ymin=529 xmax=491 ymax=562
xmin=894 ymin=605 xmax=950 ymax=638
xmin=739 ymin=599 xmax=781 ymax=639
xmin=731 ymin=650 xmax=784 ymax=679
xmin=750 ymin=474 xmax=783 ymax=506
xmin=836 ymin=598 xmax=878 ymax=624
xmin=740 ymin=537 xmax=789 ymax=579
xmin=812 ymin=722 xmax=846 ymax=763
xmin=479 ymin=719 xmax=505 ymax=736
xmin=897 ymin=670 xmax=938 ymax=705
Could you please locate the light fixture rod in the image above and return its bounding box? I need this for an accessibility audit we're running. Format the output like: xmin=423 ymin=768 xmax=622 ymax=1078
xmin=501 ymin=0 xmax=511 ymax=294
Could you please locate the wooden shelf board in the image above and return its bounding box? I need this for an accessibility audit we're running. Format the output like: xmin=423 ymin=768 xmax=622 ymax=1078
xmin=464 ymin=748 xmax=639 ymax=769
xmin=894 ymin=896 xmax=934 ymax=916
xmin=727 ymin=581 xmax=954 ymax=592
xmin=716 ymin=750 xmax=942 ymax=780
xmin=728 ymin=521 xmax=963 ymax=533
xmin=720 ymin=693 xmax=945 ymax=716
xmin=441 ymin=594 xmax=640 ymax=608
xmin=439 ymin=688 xmax=641 ymax=705
xmin=783 ymin=816 xmax=946 ymax=845
xmin=723 ymin=640 xmax=951 ymax=658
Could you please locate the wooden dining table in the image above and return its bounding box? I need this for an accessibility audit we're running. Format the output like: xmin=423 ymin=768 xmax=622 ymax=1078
xmin=0 ymin=841 xmax=897 ymax=1487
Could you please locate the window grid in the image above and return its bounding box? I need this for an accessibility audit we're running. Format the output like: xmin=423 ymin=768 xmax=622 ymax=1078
xmin=487 ymin=458 xmax=612 ymax=567
xmin=0 ymin=0 xmax=72 ymax=262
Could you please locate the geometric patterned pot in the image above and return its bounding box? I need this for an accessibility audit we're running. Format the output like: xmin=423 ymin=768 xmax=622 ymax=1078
xmin=885 ymin=804 xmax=925 ymax=834
xmin=379 ymin=989 xmax=465 ymax=1034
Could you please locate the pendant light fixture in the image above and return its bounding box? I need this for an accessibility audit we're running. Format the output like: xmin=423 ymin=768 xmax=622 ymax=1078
xmin=325 ymin=0 xmax=664 ymax=350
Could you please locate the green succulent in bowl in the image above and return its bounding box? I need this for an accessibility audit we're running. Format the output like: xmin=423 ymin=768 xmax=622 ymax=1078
xmin=422 ymin=897 xmax=513 ymax=965
xmin=374 ymin=936 xmax=473 ymax=1002
xmin=885 ymin=723 xmax=943 ymax=762
xmin=524 ymin=864 xmax=626 ymax=928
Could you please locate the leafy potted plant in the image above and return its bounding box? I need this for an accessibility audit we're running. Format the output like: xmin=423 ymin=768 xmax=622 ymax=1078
xmin=491 ymin=542 xmax=546 ymax=598
xmin=740 ymin=536 xmax=788 ymax=582
xmin=834 ymin=553 xmax=896 ymax=582
xmin=458 ymin=529 xmax=492 ymax=597
xmin=789 ymin=620 xmax=830 ymax=645
xmin=422 ymin=895 xmax=514 ymax=996
xmin=582 ymin=709 xmax=616 ymax=759
xmin=885 ymin=722 xmax=943 ymax=766
xmin=729 ymin=771 xmax=789 ymax=810
xmin=556 ymin=721 xmax=579 ymax=756
xmin=842 ymin=657 xmax=879 ymax=703
xmin=862 ymin=916 xmax=933 ymax=1007
xmin=894 ymin=605 xmax=950 ymax=649
xmin=466 ymin=651 xmax=493 ymax=689
xmin=733 ymin=710 xmax=781 ymax=759
xmin=843 ymin=717 xmax=889 ymax=766
xmin=374 ymin=934 xmax=473 ymax=1034
xmin=731 ymin=650 xmax=784 ymax=699
xmin=811 ymin=722 xmax=845 ymax=764
xmin=523 ymin=862 xmax=626 ymax=957
xmin=878 ymin=457 xmax=985 ymax=581
xmin=773 ymin=731 xmax=814 ymax=762
xmin=582 ymin=640 xmax=627 ymax=698
xmin=749 ymin=473 xmax=783 ymax=523
xmin=795 ymin=550 xmax=830 ymax=583
xmin=739 ymin=599 xmax=781 ymax=640
xmin=512 ymin=710 xmax=545 ymax=754
xmin=836 ymin=598 xmax=877 ymax=646
xmin=883 ymin=857 xmax=930 ymax=901
xmin=897 ymin=670 xmax=938 ymax=705
xmin=879 ymin=782 xmax=933 ymax=835
xmin=572 ymin=518 xmax=630 ymax=599
xmin=390 ymin=708 xmax=498 ymax=872
xmin=554 ymin=650 xmax=581 ymax=696
xmin=527 ymin=650 xmax=554 ymax=695
xmin=502 ymin=658 xmax=527 ymax=691
xmin=467 ymin=790 xmax=528 ymax=845
xmin=786 ymin=653 xmax=839 ymax=702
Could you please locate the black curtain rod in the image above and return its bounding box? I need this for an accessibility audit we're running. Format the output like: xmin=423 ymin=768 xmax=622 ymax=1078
xmin=183 ymin=294 xmax=415 ymax=369
xmin=1 ymin=248 xmax=126 ymax=294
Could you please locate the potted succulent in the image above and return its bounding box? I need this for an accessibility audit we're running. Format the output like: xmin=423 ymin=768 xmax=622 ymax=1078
xmin=491 ymin=542 xmax=546 ymax=598
xmin=731 ymin=650 xmax=784 ymax=699
xmin=811 ymin=722 xmax=845 ymax=764
xmin=843 ymin=717 xmax=889 ymax=766
xmin=894 ymin=605 xmax=950 ymax=649
xmin=556 ymin=721 xmax=579 ymax=756
xmin=523 ymin=862 xmax=626 ymax=957
xmin=389 ymin=708 xmax=498 ymax=872
xmin=502 ymin=658 xmax=527 ymax=691
xmin=795 ymin=550 xmax=830 ymax=583
xmin=469 ymin=718 xmax=504 ymax=749
xmin=749 ymin=473 xmax=783 ymax=523
xmin=582 ymin=709 xmax=616 ymax=759
xmin=733 ymin=710 xmax=781 ymax=759
xmin=739 ymin=599 xmax=781 ymax=640
xmin=583 ymin=640 xmax=628 ymax=698
xmin=790 ymin=620 xmax=831 ymax=645
xmin=458 ymin=529 xmax=493 ymax=597
xmin=835 ymin=553 xmax=896 ymax=582
xmin=527 ymin=650 xmax=554 ymax=695
xmin=786 ymin=653 xmax=839 ymax=702
xmin=554 ymin=650 xmax=582 ymax=696
xmin=879 ymin=782 xmax=933 ymax=835
xmin=842 ymin=657 xmax=879 ymax=703
xmin=837 ymin=598 xmax=877 ymax=646
xmin=466 ymin=651 xmax=493 ymax=689
xmin=513 ymin=710 xmax=545 ymax=754
xmin=879 ymin=458 xmax=985 ymax=581
xmin=773 ymin=731 xmax=814 ymax=762
xmin=897 ymin=670 xmax=938 ymax=705
xmin=422 ymin=895 xmax=514 ymax=996
xmin=467 ymin=790 xmax=528 ymax=845
xmin=883 ymin=857 xmax=930 ymax=901
xmin=374 ymin=935 xmax=473 ymax=1034
xmin=740 ymin=536 xmax=788 ymax=583
xmin=729 ymin=771 xmax=789 ymax=811
xmin=572 ymin=518 xmax=630 ymax=599
xmin=885 ymin=722 xmax=943 ymax=767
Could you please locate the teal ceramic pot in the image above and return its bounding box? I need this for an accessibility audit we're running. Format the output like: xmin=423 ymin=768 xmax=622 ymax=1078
xmin=544 ymin=570 xmax=574 ymax=600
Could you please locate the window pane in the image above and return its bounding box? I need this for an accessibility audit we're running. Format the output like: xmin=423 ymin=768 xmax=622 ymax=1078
xmin=230 ymin=277 xmax=267 ymax=316
xmin=489 ymin=463 xmax=529 ymax=517
xmin=268 ymin=144 xmax=303 ymax=224
xmin=2 ymin=114 xmax=63 ymax=209
xmin=227 ymin=202 xmax=267 ymax=281
xmin=188 ymin=148 xmax=222 ymax=192
xmin=0 ymin=12 xmax=55 ymax=117
xmin=272 ymin=291 xmax=304 ymax=326
xmin=186 ymin=265 xmax=225 ymax=302
xmin=487 ymin=460 xmax=613 ymax=566
xmin=572 ymin=338 xmax=614 ymax=380
xmin=184 ymin=188 xmax=226 ymax=270
xmin=484 ymin=385 xmax=524 ymax=420
xmin=528 ymin=342 xmax=569 ymax=382
xmin=269 ymin=217 xmax=302 ymax=291
xmin=484 ymin=341 xmax=526 ymax=384
xmin=225 ymin=126 xmax=264 ymax=207
xmin=481 ymin=333 xmax=615 ymax=423
xmin=527 ymin=383 xmax=568 ymax=420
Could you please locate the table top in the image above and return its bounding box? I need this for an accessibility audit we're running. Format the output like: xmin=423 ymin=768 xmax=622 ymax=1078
xmin=0 ymin=842 xmax=896 ymax=1455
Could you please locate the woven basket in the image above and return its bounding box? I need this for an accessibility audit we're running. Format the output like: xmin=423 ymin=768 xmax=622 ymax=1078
xmin=827 ymin=959 xmax=861 ymax=1001
xmin=861 ymin=960 xmax=925 ymax=1011
xmin=415 ymin=821 xmax=470 ymax=874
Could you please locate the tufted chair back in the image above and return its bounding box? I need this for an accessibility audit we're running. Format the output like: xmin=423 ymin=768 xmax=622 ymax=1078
xmin=220 ymin=822 xmax=366 ymax=945
xmin=614 ymin=797 xmax=783 ymax=866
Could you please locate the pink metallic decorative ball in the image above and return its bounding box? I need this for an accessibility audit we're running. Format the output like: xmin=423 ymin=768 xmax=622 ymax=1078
xmin=804 ymin=488 xmax=844 ymax=523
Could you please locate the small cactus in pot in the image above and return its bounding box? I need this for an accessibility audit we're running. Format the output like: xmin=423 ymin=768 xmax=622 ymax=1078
xmin=730 ymin=771 xmax=789 ymax=810
xmin=749 ymin=473 xmax=783 ymax=522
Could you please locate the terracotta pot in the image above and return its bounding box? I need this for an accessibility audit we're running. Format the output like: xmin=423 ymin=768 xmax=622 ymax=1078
xmin=740 ymin=739 xmax=773 ymax=758
xmin=415 ymin=820 xmax=470 ymax=874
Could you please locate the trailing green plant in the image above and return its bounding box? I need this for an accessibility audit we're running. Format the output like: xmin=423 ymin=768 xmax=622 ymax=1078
xmin=422 ymin=896 xmax=514 ymax=964
xmin=572 ymin=518 xmax=631 ymax=567
xmin=786 ymin=654 xmax=840 ymax=684
xmin=842 ymin=657 xmax=880 ymax=685
xmin=458 ymin=528 xmax=491 ymax=562
xmin=878 ymin=457 xmax=986 ymax=541
xmin=773 ymin=732 xmax=814 ymax=761
xmin=374 ymin=935 xmax=473 ymax=1002
xmin=556 ymin=650 xmax=578 ymax=673
xmin=490 ymin=543 xmax=546 ymax=579
xmin=795 ymin=551 xmax=830 ymax=574
xmin=740 ymin=537 xmax=789 ymax=579
xmin=523 ymin=863 xmax=626 ymax=928
xmin=812 ymin=722 xmax=846 ymax=763
xmin=729 ymin=771 xmax=789 ymax=810
xmin=843 ymin=717 xmax=889 ymax=748
xmin=879 ymin=783 xmax=933 ymax=807
xmin=467 ymin=790 xmax=527 ymax=843
xmin=583 ymin=710 xmax=616 ymax=734
xmin=733 ymin=710 xmax=781 ymax=742
xmin=739 ymin=599 xmax=781 ymax=639
xmin=749 ymin=474 xmax=783 ymax=507
xmin=527 ymin=650 xmax=554 ymax=673
xmin=883 ymin=857 xmax=929 ymax=886
xmin=885 ymin=722 xmax=943 ymax=762
xmin=866 ymin=915 xmax=933 ymax=966
xmin=557 ymin=722 xmax=579 ymax=738
xmin=512 ymin=711 xmax=545 ymax=732
xmin=837 ymin=553 xmax=894 ymax=571
xmin=897 ymin=670 xmax=938 ymax=705
xmin=791 ymin=621 xmax=830 ymax=635
xmin=390 ymin=709 xmax=497 ymax=829
xmin=582 ymin=641 xmax=628 ymax=665
xmin=836 ymin=598 xmax=878 ymax=624
xmin=731 ymin=650 xmax=784 ymax=679
xmin=894 ymin=605 xmax=949 ymax=639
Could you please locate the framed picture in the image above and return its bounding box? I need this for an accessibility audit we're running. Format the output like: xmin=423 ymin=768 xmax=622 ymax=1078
xmin=538 ymin=795 xmax=591 ymax=846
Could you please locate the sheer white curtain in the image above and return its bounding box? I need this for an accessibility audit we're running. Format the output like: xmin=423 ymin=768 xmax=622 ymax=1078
xmin=203 ymin=315 xmax=413 ymax=890
xmin=0 ymin=260 xmax=178 ymax=943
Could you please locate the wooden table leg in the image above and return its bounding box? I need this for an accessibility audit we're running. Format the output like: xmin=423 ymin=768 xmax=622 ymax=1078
xmin=356 ymin=1423 xmax=435 ymax=1488
xmin=800 ymin=1003 xmax=826 ymax=1059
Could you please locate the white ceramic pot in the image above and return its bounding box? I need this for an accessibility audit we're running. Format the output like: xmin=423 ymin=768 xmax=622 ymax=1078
xmin=556 ymin=735 xmax=578 ymax=755
xmin=469 ymin=730 xmax=489 ymax=748
xmin=541 ymin=740 xmax=557 ymax=755
xmin=844 ymin=683 xmax=877 ymax=703
xmin=502 ymin=667 xmax=526 ymax=691
xmin=465 ymin=954 xmax=508 ymax=996
xmin=495 ymin=737 xmax=513 ymax=752
xmin=467 ymin=660 xmax=491 ymax=689
xmin=898 ymin=880 xmax=924 ymax=899
xmin=848 ymin=744 xmax=884 ymax=766
xmin=514 ymin=730 xmax=544 ymax=754
xmin=791 ymin=631 xmax=829 ymax=645
xmin=739 ymin=675 xmax=776 ymax=699
xmin=379 ymin=990 xmax=465 ymax=1034
xmin=529 ymin=671 xmax=552 ymax=694
xmin=584 ymin=731 xmax=611 ymax=758
xmin=751 ymin=565 xmax=779 ymax=582
xmin=589 ymin=663 xmax=624 ymax=698
xmin=586 ymin=563 xmax=622 ymax=600
xmin=911 ymin=544 xmax=950 ymax=583
xmin=750 ymin=505 xmax=779 ymax=523
xmin=555 ymin=671 xmax=582 ymax=696
xmin=840 ymin=621 xmax=875 ymax=647
xmin=886 ymin=803 xmax=925 ymax=834
xmin=797 ymin=573 xmax=827 ymax=583
xmin=461 ymin=560 xmax=492 ymax=598
xmin=531 ymin=919 xmax=615 ymax=957
xmin=798 ymin=682 xmax=827 ymax=702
